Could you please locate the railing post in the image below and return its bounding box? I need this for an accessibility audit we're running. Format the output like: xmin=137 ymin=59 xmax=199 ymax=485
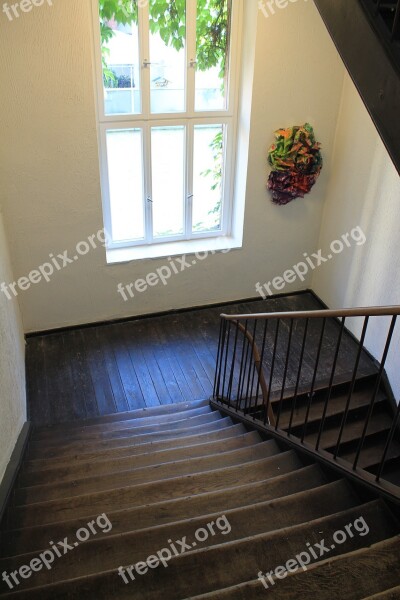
xmin=334 ymin=316 xmax=370 ymax=459
xmin=220 ymin=321 xmax=232 ymax=401
xmin=237 ymin=319 xmax=248 ymax=411
xmin=275 ymin=319 xmax=293 ymax=430
xmin=316 ymin=317 xmax=346 ymax=451
xmin=288 ymin=318 xmax=309 ymax=435
xmin=301 ymin=318 xmax=326 ymax=443
xmin=244 ymin=321 xmax=258 ymax=412
xmin=353 ymin=315 xmax=397 ymax=470
xmin=377 ymin=400 xmax=400 ymax=481
xmin=227 ymin=322 xmax=240 ymax=408
xmin=213 ymin=317 xmax=225 ymax=400
xmin=256 ymin=320 xmax=268 ymax=418
xmin=263 ymin=319 xmax=280 ymax=426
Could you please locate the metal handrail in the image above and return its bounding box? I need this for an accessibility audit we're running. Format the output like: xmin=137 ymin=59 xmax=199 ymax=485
xmin=221 ymin=305 xmax=400 ymax=321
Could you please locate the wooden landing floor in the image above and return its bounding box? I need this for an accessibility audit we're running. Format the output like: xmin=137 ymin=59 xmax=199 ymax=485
xmin=26 ymin=292 xmax=377 ymax=426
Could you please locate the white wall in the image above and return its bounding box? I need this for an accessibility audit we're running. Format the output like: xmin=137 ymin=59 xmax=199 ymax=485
xmin=313 ymin=73 xmax=400 ymax=399
xmin=0 ymin=209 xmax=26 ymax=483
xmin=0 ymin=0 xmax=345 ymax=332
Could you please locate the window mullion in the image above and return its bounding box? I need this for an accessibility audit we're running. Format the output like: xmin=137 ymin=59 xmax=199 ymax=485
xmin=139 ymin=2 xmax=150 ymax=119
xmin=186 ymin=0 xmax=197 ymax=118
xmin=143 ymin=123 xmax=153 ymax=243
xmin=141 ymin=1 xmax=151 ymax=242
xmin=185 ymin=122 xmax=194 ymax=239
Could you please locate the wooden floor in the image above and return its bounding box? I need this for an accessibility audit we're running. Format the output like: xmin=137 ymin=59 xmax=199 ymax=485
xmin=26 ymin=292 xmax=377 ymax=426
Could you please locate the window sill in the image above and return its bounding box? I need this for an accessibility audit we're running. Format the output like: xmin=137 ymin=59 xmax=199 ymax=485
xmin=106 ymin=235 xmax=242 ymax=264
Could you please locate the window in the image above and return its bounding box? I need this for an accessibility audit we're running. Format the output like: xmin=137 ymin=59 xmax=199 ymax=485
xmin=93 ymin=0 xmax=242 ymax=259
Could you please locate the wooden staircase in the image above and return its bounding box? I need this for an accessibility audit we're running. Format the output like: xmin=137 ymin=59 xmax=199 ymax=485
xmin=1 ymin=399 xmax=400 ymax=598
xmin=264 ymin=375 xmax=400 ymax=480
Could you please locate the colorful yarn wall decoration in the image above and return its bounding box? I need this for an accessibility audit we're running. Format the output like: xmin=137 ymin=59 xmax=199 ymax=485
xmin=267 ymin=123 xmax=323 ymax=206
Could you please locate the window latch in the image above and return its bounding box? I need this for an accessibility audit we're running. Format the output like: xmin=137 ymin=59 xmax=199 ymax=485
xmin=142 ymin=59 xmax=152 ymax=68
xmin=147 ymin=197 xmax=153 ymax=203
xmin=189 ymin=59 xmax=197 ymax=68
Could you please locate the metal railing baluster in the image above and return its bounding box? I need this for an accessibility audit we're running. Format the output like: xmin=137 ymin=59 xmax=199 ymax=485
xmin=256 ymin=320 xmax=269 ymax=422
xmin=377 ymin=399 xmax=400 ymax=481
xmin=237 ymin=319 xmax=248 ymax=410
xmin=244 ymin=321 xmax=258 ymax=410
xmin=214 ymin=318 xmax=225 ymax=399
xmin=316 ymin=317 xmax=346 ymax=451
xmin=276 ymin=319 xmax=293 ymax=430
xmin=301 ymin=318 xmax=327 ymax=443
xmin=353 ymin=315 xmax=397 ymax=470
xmin=226 ymin=322 xmax=239 ymax=408
xmin=264 ymin=319 xmax=280 ymax=426
xmin=221 ymin=321 xmax=231 ymax=401
xmin=334 ymin=316 xmax=370 ymax=459
xmin=241 ymin=335 xmax=252 ymax=413
xmin=215 ymin=319 xmax=227 ymax=401
xmin=288 ymin=318 xmax=309 ymax=436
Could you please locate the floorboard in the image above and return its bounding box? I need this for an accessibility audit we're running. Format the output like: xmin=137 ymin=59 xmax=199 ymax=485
xmin=25 ymin=292 xmax=379 ymax=426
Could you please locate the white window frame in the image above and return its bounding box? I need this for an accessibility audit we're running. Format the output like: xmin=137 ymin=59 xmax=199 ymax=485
xmin=91 ymin=0 xmax=243 ymax=260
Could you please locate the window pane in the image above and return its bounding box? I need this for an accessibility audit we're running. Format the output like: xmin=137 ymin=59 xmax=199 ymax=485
xmin=195 ymin=0 xmax=232 ymax=111
xmin=149 ymin=0 xmax=186 ymax=113
xmin=106 ymin=129 xmax=144 ymax=242
xmin=151 ymin=127 xmax=185 ymax=238
xmin=99 ymin=3 xmax=141 ymax=115
xmin=192 ymin=124 xmax=224 ymax=233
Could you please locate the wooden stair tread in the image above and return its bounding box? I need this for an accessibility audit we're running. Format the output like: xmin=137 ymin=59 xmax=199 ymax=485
xmin=29 ymin=410 xmax=223 ymax=448
xmin=33 ymin=398 xmax=210 ymax=433
xmin=14 ymin=441 xmax=280 ymax=506
xmin=362 ymin=586 xmax=400 ymax=599
xmin=23 ymin=423 xmax=248 ymax=473
xmin=188 ymin=536 xmax=400 ymax=600
xmin=340 ymin=435 xmax=400 ymax=471
xmin=26 ymin=416 xmax=235 ymax=460
xmin=1 ymin=464 xmax=326 ymax=559
xmin=32 ymin=406 xmax=216 ymax=445
xmin=304 ymin=410 xmax=393 ymax=449
xmin=7 ymin=451 xmax=304 ymax=528
xmin=19 ymin=431 xmax=263 ymax=487
xmin=31 ymin=405 xmax=214 ymax=443
xmin=0 ymin=480 xmax=359 ymax=592
xmin=268 ymin=372 xmax=378 ymax=407
xmin=276 ymin=388 xmax=385 ymax=430
xmin=2 ymin=501 xmax=396 ymax=599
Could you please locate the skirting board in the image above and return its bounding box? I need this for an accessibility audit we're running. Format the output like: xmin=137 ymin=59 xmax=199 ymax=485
xmin=0 ymin=422 xmax=31 ymax=525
